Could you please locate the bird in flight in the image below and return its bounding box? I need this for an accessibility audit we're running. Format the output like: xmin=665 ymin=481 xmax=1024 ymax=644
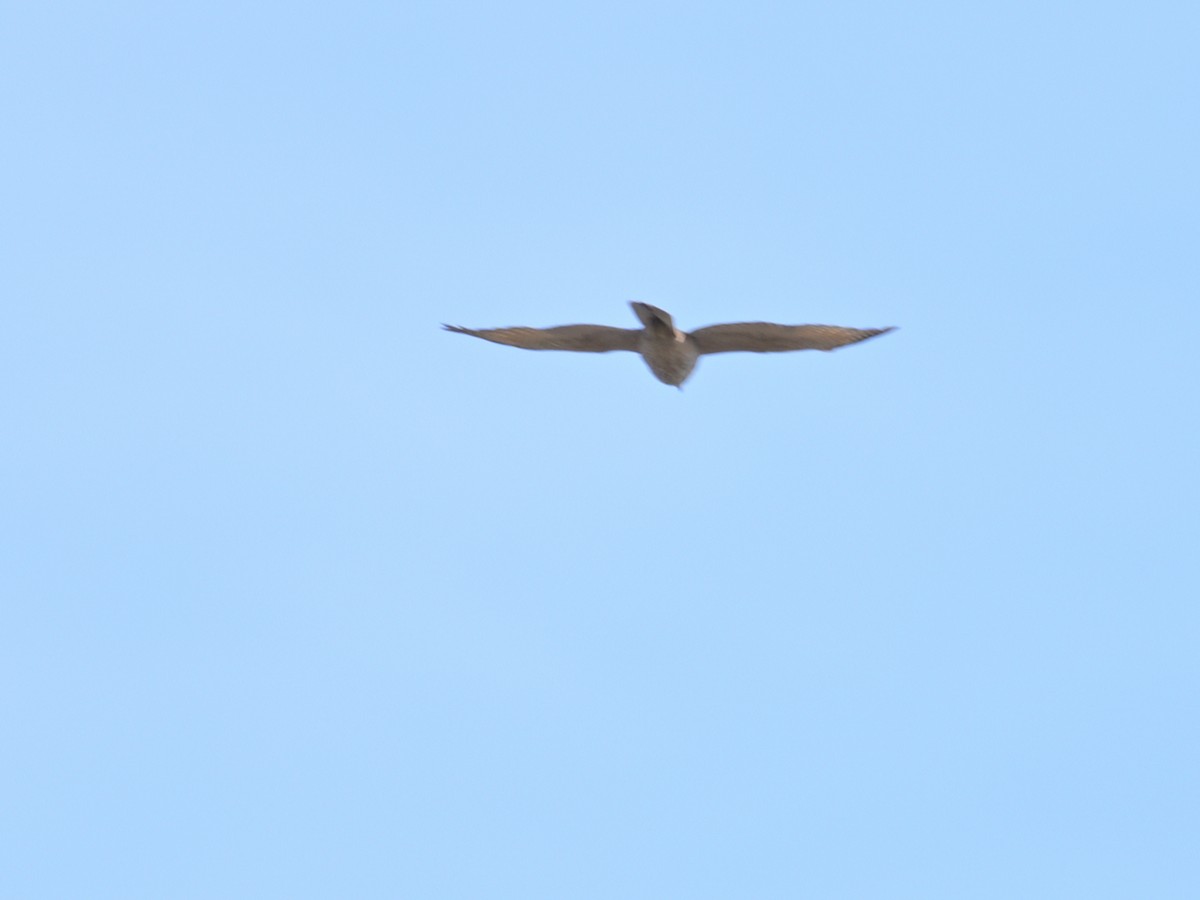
xmin=444 ymin=302 xmax=895 ymax=388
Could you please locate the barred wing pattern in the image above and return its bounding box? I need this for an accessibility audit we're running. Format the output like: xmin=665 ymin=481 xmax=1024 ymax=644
xmin=442 ymin=324 xmax=642 ymax=353
xmin=689 ymin=323 xmax=896 ymax=355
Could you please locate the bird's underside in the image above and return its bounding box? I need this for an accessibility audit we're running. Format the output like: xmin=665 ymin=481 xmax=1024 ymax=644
xmin=443 ymin=301 xmax=895 ymax=387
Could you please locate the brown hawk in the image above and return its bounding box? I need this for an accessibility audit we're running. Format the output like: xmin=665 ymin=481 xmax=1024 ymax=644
xmin=444 ymin=302 xmax=895 ymax=388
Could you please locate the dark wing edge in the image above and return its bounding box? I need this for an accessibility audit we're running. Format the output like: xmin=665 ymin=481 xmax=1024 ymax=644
xmin=442 ymin=324 xmax=642 ymax=353
xmin=689 ymin=323 xmax=897 ymax=355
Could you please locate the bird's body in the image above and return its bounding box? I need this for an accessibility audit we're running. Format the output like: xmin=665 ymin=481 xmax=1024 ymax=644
xmin=631 ymin=302 xmax=700 ymax=386
xmin=444 ymin=302 xmax=894 ymax=387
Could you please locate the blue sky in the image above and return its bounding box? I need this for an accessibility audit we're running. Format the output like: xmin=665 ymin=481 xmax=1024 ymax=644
xmin=3 ymin=1 xmax=1198 ymax=897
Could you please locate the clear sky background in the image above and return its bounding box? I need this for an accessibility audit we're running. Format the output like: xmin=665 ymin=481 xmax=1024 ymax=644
xmin=3 ymin=2 xmax=1198 ymax=897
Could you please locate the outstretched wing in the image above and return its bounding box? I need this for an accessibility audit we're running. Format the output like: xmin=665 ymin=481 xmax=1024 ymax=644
xmin=443 ymin=323 xmax=641 ymax=353
xmin=689 ymin=322 xmax=896 ymax=355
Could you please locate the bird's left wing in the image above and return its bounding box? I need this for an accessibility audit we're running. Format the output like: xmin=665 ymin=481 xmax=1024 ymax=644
xmin=443 ymin=324 xmax=641 ymax=353
xmin=690 ymin=323 xmax=895 ymax=355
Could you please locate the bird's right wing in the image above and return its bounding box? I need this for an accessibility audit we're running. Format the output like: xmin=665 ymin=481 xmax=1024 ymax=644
xmin=690 ymin=323 xmax=896 ymax=355
xmin=443 ymin=324 xmax=642 ymax=353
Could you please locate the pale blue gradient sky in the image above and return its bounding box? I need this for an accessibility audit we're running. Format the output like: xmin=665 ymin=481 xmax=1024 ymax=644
xmin=3 ymin=2 xmax=1198 ymax=898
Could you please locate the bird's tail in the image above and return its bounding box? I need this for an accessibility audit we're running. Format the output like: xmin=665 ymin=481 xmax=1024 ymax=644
xmin=630 ymin=301 xmax=674 ymax=330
